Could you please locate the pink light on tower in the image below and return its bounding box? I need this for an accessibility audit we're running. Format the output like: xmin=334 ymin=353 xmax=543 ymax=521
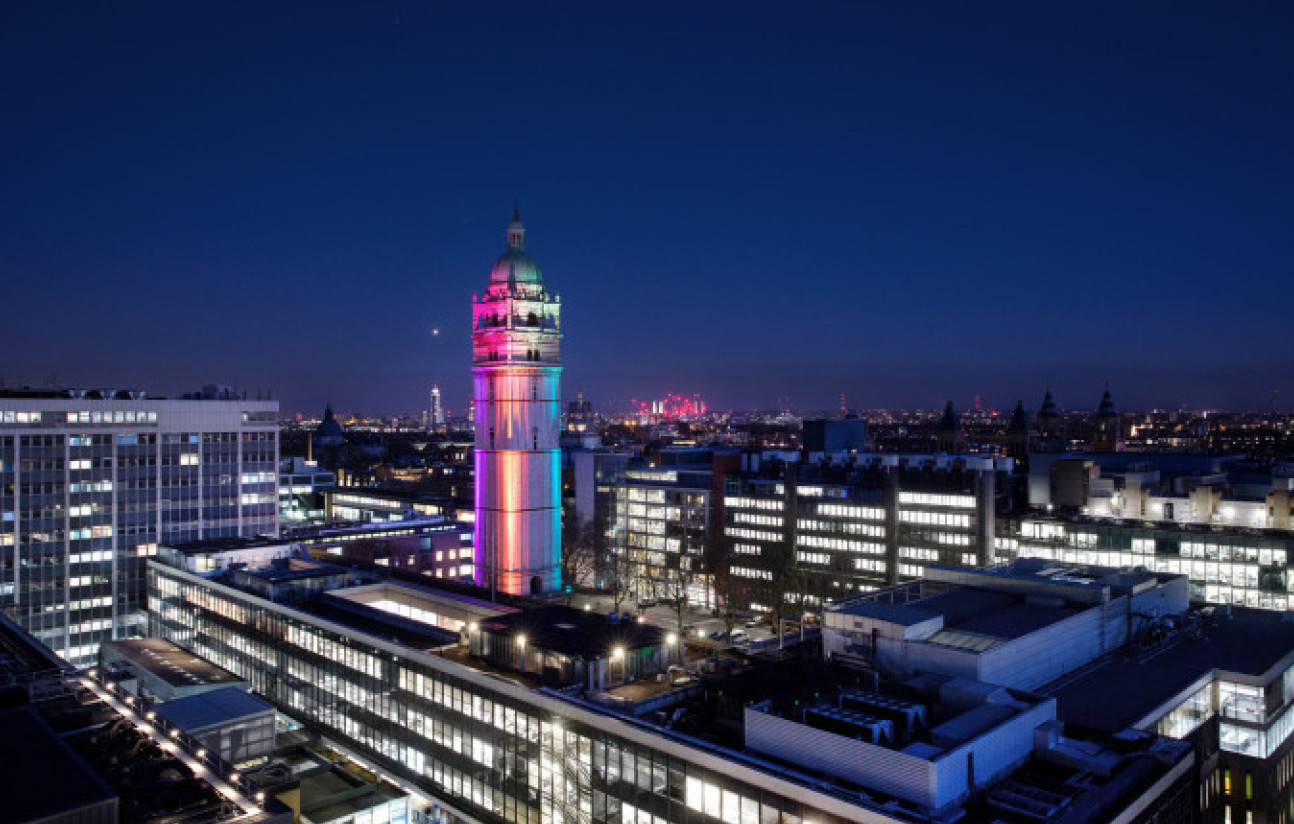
xmin=470 ymin=210 xmax=562 ymax=597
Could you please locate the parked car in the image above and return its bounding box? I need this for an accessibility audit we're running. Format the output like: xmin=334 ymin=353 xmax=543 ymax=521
xmin=745 ymin=615 xmax=769 ymax=628
xmin=708 ymin=629 xmax=728 ymax=642
xmin=729 ymin=629 xmax=749 ymax=644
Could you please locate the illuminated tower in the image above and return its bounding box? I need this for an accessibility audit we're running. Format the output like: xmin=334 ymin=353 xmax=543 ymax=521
xmin=428 ymin=385 xmax=444 ymax=431
xmin=471 ymin=210 xmax=562 ymax=596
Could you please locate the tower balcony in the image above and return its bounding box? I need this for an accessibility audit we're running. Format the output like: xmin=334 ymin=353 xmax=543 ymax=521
xmin=474 ymin=312 xmax=560 ymax=332
xmin=472 ymin=349 xmax=562 ymax=366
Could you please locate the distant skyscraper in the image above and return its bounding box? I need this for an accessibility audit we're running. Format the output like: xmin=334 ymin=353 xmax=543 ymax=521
xmin=428 ymin=385 xmax=444 ymax=431
xmin=0 ymin=388 xmax=278 ymax=664
xmin=471 ymin=211 xmax=562 ymax=596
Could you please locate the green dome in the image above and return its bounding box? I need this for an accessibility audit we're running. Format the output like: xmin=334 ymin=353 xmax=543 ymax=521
xmin=489 ymin=211 xmax=543 ymax=285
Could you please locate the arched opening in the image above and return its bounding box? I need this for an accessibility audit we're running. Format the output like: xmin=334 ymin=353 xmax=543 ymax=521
xmin=527 ymin=312 xmax=538 ymax=327
xmin=530 ymin=575 xmax=543 ymax=595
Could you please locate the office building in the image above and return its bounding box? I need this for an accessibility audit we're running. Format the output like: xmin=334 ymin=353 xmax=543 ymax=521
xmin=296 ymin=518 xmax=476 ymax=582
xmin=723 ymin=451 xmax=1007 ymax=615
xmin=1026 ymin=451 xmax=1292 ymax=529
xmin=823 ymin=558 xmax=1294 ymax=822
xmin=802 ymin=416 xmax=869 ymax=454
xmin=1005 ymin=449 xmax=1294 ymax=610
xmin=0 ymin=388 xmax=277 ymax=664
xmin=472 ymin=210 xmax=562 ymax=596
xmin=280 ymin=456 xmax=337 ymax=525
xmin=325 ymin=487 xmax=450 ymax=523
xmin=146 ymin=545 xmax=1195 ymax=824
xmin=997 ymin=516 xmax=1294 ymax=610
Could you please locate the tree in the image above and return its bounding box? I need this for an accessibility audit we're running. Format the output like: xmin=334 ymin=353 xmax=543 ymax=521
xmin=604 ymin=543 xmax=635 ymax=613
xmin=560 ymin=515 xmax=598 ymax=594
xmin=646 ymin=550 xmax=699 ymax=656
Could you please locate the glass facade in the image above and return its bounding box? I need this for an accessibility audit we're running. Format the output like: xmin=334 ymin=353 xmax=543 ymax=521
xmin=149 ymin=562 xmax=880 ymax=824
xmin=999 ymin=518 xmax=1294 ymax=611
xmin=625 ymin=480 xmax=712 ymax=608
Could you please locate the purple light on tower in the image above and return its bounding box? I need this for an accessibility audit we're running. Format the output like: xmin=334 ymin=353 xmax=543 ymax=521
xmin=470 ymin=210 xmax=562 ymax=596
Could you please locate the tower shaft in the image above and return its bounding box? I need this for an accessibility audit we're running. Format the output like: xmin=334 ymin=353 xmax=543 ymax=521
xmin=471 ymin=214 xmax=562 ymax=596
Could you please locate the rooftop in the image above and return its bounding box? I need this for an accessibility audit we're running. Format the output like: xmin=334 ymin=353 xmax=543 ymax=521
xmin=305 ymin=598 xmax=462 ymax=652
xmin=327 ymin=580 xmax=512 ymax=623
xmin=830 ymin=577 xmax=1085 ymax=645
xmin=238 ymin=556 xmax=350 ymax=582
xmin=300 ymin=769 xmax=407 ymax=824
xmin=102 ymin=638 xmax=244 ymax=688
xmin=0 ymin=387 xmax=154 ymax=400
xmin=164 ymin=535 xmax=293 ymax=555
xmin=0 ymin=707 xmax=117 ymax=822
xmin=1051 ymin=606 xmax=1294 ymax=734
xmin=479 ymin=605 xmax=669 ymax=659
xmin=156 ymin=686 xmax=275 ymax=732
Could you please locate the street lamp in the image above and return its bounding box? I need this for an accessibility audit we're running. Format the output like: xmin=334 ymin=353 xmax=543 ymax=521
xmin=612 ymin=646 xmax=625 ymax=685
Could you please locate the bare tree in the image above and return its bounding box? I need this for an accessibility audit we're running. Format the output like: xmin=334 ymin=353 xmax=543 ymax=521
xmin=716 ymin=564 xmax=753 ymax=643
xmin=646 ymin=551 xmax=698 ymax=655
xmin=560 ymin=515 xmax=598 ymax=594
xmin=604 ymin=544 xmax=635 ymax=613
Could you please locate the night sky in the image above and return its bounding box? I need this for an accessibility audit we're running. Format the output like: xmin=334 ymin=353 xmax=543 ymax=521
xmin=3 ymin=3 xmax=1292 ymax=416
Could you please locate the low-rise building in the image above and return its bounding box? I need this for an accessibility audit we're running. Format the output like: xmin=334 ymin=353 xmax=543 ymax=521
xmin=100 ymin=637 xmax=250 ymax=701
xmin=146 ymin=545 xmax=1197 ymax=824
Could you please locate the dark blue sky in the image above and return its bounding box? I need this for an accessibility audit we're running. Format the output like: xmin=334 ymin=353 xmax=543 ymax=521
xmin=3 ymin=3 xmax=1291 ymax=416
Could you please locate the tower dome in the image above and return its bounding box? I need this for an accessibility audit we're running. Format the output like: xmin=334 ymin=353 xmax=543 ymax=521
xmin=489 ymin=209 xmax=543 ymax=285
xmin=314 ymin=405 xmax=346 ymax=447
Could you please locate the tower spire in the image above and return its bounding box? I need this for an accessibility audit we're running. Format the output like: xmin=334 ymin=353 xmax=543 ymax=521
xmin=507 ymin=207 xmax=525 ymax=249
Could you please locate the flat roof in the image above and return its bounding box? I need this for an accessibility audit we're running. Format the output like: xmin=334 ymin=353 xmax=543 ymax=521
xmin=239 ymin=557 xmax=349 ymax=581
xmin=329 ymin=580 xmax=511 ymax=620
xmin=841 ymin=601 xmax=939 ymax=626
xmin=953 ymin=600 xmax=1082 ymax=640
xmin=0 ymin=707 xmax=116 ymax=821
xmin=302 ymin=770 xmax=406 ymax=822
xmin=1052 ymin=607 xmax=1294 ymax=734
xmin=850 ymin=587 xmax=1083 ymax=643
xmin=156 ymin=686 xmax=274 ymax=732
xmin=480 ymin=605 xmax=669 ymax=659
xmin=0 ymin=612 xmax=71 ymax=680
xmin=102 ymin=638 xmax=244 ymax=688
xmin=306 ymin=598 xmax=462 ymax=652
xmin=164 ymin=536 xmax=293 ymax=554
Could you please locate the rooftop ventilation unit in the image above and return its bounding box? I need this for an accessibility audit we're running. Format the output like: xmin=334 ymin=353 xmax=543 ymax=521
xmin=803 ymin=706 xmax=895 ymax=746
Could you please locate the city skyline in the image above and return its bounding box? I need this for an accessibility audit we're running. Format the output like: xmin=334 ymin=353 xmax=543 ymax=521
xmin=3 ymin=3 xmax=1292 ymax=414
